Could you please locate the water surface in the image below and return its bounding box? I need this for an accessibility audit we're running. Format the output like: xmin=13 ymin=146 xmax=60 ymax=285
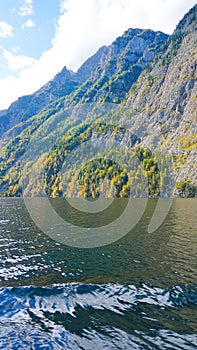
xmin=0 ymin=198 xmax=196 ymax=349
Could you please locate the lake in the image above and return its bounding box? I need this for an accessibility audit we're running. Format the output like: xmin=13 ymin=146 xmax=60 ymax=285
xmin=0 ymin=198 xmax=196 ymax=349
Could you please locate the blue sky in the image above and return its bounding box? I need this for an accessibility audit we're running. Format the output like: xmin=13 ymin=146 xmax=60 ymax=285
xmin=0 ymin=1 xmax=59 ymax=77
xmin=0 ymin=0 xmax=196 ymax=109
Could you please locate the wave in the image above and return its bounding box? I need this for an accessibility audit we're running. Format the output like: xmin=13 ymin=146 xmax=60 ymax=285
xmin=0 ymin=283 xmax=196 ymax=349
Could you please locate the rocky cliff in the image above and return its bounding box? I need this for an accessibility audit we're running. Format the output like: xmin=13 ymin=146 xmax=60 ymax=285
xmin=0 ymin=5 xmax=196 ymax=197
xmin=121 ymin=5 xmax=197 ymax=186
xmin=66 ymin=29 xmax=168 ymax=105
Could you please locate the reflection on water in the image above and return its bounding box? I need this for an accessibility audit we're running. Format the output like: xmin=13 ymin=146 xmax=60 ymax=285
xmin=0 ymin=198 xmax=196 ymax=349
xmin=0 ymin=198 xmax=196 ymax=287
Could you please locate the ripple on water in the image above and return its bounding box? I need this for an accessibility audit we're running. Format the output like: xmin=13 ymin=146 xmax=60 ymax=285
xmin=0 ymin=283 xmax=196 ymax=349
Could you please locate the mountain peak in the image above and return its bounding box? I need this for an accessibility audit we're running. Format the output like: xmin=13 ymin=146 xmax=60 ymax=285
xmin=76 ymin=45 xmax=109 ymax=82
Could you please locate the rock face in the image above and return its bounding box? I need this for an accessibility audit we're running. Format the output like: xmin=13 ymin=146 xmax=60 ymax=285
xmin=123 ymin=4 xmax=197 ymax=185
xmin=66 ymin=29 xmax=168 ymax=105
xmin=76 ymin=46 xmax=109 ymax=82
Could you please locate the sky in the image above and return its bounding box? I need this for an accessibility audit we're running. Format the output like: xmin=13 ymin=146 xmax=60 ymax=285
xmin=0 ymin=0 xmax=196 ymax=110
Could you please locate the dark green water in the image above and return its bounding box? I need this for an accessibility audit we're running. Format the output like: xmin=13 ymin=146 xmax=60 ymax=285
xmin=0 ymin=198 xmax=196 ymax=349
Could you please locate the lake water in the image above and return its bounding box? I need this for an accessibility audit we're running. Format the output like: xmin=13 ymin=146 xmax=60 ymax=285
xmin=0 ymin=198 xmax=196 ymax=349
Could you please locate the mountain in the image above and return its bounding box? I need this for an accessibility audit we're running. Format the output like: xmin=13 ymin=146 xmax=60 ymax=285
xmin=0 ymin=5 xmax=196 ymax=197
xmin=0 ymin=28 xmax=168 ymax=138
xmin=65 ymin=28 xmax=168 ymax=105
xmin=0 ymin=66 xmax=79 ymax=138
xmin=76 ymin=45 xmax=109 ymax=82
xmin=120 ymin=4 xmax=197 ymax=189
xmin=0 ymin=47 xmax=109 ymax=138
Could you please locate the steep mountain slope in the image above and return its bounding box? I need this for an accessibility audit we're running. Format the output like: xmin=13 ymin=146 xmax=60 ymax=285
xmin=76 ymin=45 xmax=109 ymax=82
xmin=0 ymin=67 xmax=79 ymax=137
xmin=66 ymin=29 xmax=168 ymax=105
xmin=120 ymin=4 xmax=197 ymax=187
xmin=0 ymin=46 xmax=111 ymax=138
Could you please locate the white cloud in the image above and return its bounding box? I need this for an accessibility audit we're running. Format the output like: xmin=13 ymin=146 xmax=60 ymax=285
xmin=48 ymin=0 xmax=197 ymax=71
xmin=18 ymin=0 xmax=34 ymax=17
xmin=0 ymin=0 xmax=196 ymax=110
xmin=0 ymin=21 xmax=13 ymax=38
xmin=21 ymin=19 xmax=36 ymax=29
xmin=2 ymin=49 xmax=37 ymax=72
xmin=59 ymin=0 xmax=67 ymax=14
xmin=12 ymin=46 xmax=21 ymax=54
